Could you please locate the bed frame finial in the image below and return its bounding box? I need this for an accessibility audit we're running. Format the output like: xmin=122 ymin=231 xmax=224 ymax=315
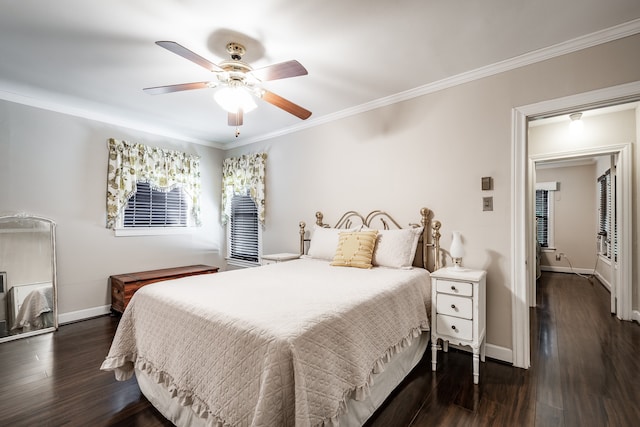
xmin=299 ymin=221 xmax=306 ymax=255
xmin=315 ymin=211 xmax=324 ymax=227
xmin=432 ymin=220 xmax=442 ymax=270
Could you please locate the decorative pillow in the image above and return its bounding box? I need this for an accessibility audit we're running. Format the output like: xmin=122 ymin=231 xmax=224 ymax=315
xmin=307 ymin=226 xmax=356 ymax=260
xmin=331 ymin=230 xmax=378 ymax=269
xmin=371 ymin=227 xmax=424 ymax=269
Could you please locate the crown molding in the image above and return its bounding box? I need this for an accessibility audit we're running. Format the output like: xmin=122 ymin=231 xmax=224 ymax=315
xmin=231 ymin=18 xmax=640 ymax=149
xmin=1 ymin=18 xmax=638 ymax=151
xmin=0 ymin=85 xmax=225 ymax=149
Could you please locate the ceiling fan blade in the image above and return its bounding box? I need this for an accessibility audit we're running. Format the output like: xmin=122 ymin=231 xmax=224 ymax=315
xmin=228 ymin=110 xmax=244 ymax=126
xmin=143 ymin=82 xmax=211 ymax=95
xmin=249 ymin=60 xmax=308 ymax=81
xmin=261 ymin=90 xmax=312 ymax=120
xmin=155 ymin=41 xmax=223 ymax=72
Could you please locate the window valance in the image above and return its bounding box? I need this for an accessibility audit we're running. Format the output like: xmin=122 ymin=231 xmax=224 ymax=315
xmin=222 ymin=153 xmax=267 ymax=225
xmin=106 ymin=138 xmax=201 ymax=229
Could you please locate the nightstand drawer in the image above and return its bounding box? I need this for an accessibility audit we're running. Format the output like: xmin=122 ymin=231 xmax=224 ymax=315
xmin=436 ymin=314 xmax=473 ymax=341
xmin=436 ymin=279 xmax=473 ymax=296
xmin=437 ymin=294 xmax=472 ymax=319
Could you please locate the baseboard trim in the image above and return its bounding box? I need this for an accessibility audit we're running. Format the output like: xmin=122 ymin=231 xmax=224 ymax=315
xmin=486 ymin=343 xmax=513 ymax=364
xmin=58 ymin=305 xmax=111 ymax=325
xmin=593 ymin=271 xmax=612 ymax=292
xmin=445 ymin=342 xmax=513 ymax=365
xmin=540 ymin=265 xmax=594 ymax=275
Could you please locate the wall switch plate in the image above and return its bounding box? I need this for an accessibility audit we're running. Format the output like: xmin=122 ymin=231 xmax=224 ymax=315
xmin=483 ymin=197 xmax=493 ymax=211
xmin=481 ymin=176 xmax=493 ymax=191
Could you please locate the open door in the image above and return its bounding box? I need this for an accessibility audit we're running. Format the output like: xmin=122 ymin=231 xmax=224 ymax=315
xmin=609 ymin=154 xmax=617 ymax=315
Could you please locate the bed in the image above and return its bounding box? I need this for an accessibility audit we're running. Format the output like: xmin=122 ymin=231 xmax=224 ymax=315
xmin=101 ymin=208 xmax=442 ymax=426
xmin=8 ymin=283 xmax=55 ymax=332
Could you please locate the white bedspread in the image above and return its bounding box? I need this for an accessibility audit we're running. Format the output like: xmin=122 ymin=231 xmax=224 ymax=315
xmin=13 ymin=285 xmax=53 ymax=330
xmin=101 ymin=258 xmax=431 ymax=426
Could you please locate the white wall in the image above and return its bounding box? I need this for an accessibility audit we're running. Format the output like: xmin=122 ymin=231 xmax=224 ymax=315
xmin=0 ymin=101 xmax=226 ymax=320
xmin=225 ymin=34 xmax=640 ymax=356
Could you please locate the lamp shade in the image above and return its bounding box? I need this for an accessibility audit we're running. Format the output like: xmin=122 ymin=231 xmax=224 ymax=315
xmin=214 ymin=86 xmax=257 ymax=113
xmin=450 ymin=231 xmax=464 ymax=259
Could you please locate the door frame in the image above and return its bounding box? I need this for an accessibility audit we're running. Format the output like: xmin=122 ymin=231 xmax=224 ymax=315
xmin=511 ymin=81 xmax=640 ymax=369
xmin=530 ymin=146 xmax=630 ymax=313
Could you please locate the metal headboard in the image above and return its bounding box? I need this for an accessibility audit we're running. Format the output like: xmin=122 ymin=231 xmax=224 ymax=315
xmin=299 ymin=208 xmax=442 ymax=272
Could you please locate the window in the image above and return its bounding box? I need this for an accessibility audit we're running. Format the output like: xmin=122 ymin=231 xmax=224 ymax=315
xmin=123 ymin=182 xmax=189 ymax=227
xmin=535 ymin=190 xmax=549 ymax=247
xmin=228 ymin=193 xmax=260 ymax=265
xmin=221 ymin=153 xmax=266 ymax=266
xmin=597 ymin=170 xmax=616 ymax=260
xmin=106 ymin=138 xmax=201 ymax=232
xmin=535 ymin=182 xmax=557 ymax=248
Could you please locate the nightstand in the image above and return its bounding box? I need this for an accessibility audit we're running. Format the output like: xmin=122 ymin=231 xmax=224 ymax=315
xmin=261 ymin=252 xmax=300 ymax=265
xmin=430 ymin=267 xmax=486 ymax=384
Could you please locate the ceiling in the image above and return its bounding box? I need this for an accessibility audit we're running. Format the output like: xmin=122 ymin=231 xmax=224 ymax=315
xmin=1 ymin=1 xmax=640 ymax=147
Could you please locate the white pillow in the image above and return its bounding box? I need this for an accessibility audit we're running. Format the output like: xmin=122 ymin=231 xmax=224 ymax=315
xmin=371 ymin=227 xmax=424 ymax=269
xmin=307 ymin=226 xmax=356 ymax=260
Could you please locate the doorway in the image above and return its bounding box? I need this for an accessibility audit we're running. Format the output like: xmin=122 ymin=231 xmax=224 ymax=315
xmin=531 ymin=151 xmax=621 ymax=314
xmin=511 ymin=81 xmax=640 ymax=369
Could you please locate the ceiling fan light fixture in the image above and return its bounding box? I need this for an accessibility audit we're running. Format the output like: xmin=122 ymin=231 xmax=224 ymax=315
xmin=145 ymin=40 xmax=312 ymax=133
xmin=214 ymin=85 xmax=257 ymax=113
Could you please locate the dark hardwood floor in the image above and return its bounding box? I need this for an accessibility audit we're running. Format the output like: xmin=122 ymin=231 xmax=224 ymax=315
xmin=0 ymin=272 xmax=638 ymax=426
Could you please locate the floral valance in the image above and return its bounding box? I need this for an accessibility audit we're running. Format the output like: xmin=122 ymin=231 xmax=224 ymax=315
xmin=222 ymin=153 xmax=267 ymax=225
xmin=106 ymin=138 xmax=201 ymax=229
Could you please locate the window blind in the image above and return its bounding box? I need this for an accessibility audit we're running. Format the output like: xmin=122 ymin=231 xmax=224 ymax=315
xmin=598 ymin=171 xmax=609 ymax=238
xmin=535 ymin=189 xmax=549 ymax=247
xmin=597 ymin=169 xmax=618 ymax=260
xmin=229 ymin=194 xmax=259 ymax=262
xmin=124 ymin=181 xmax=188 ymax=227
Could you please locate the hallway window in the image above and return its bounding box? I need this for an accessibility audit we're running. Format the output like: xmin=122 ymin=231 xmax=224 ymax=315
xmin=535 ymin=182 xmax=557 ymax=248
xmin=597 ymin=170 xmax=615 ymax=260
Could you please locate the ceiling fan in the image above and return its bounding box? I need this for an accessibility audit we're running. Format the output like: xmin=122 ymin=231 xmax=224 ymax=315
xmin=144 ymin=41 xmax=312 ymax=135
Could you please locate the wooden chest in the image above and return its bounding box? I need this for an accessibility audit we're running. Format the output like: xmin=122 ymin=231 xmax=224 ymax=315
xmin=110 ymin=264 xmax=219 ymax=313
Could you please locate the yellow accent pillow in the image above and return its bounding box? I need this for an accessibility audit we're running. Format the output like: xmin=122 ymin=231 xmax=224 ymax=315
xmin=331 ymin=230 xmax=378 ymax=269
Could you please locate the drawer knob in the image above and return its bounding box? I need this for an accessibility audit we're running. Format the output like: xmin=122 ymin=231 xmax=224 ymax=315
xmin=451 ymin=304 xmax=456 ymax=309
xmin=451 ymin=285 xmax=457 ymax=291
xmin=451 ymin=325 xmax=457 ymax=331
